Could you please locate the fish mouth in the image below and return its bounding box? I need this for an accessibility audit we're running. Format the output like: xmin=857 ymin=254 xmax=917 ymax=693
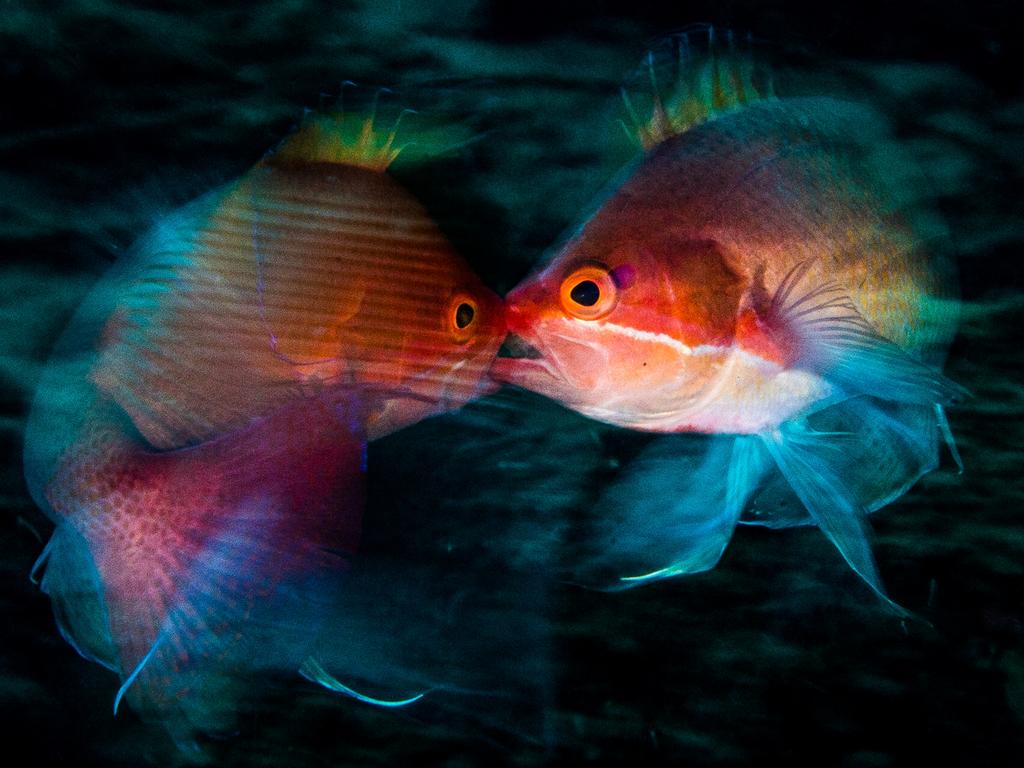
xmin=490 ymin=332 xmax=555 ymax=385
xmin=497 ymin=333 xmax=543 ymax=360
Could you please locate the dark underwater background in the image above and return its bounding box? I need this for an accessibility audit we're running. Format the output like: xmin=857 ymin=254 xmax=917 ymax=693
xmin=2 ymin=1 xmax=1023 ymax=765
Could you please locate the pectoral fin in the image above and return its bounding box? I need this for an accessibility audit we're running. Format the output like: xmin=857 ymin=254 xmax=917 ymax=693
xmin=764 ymin=260 xmax=967 ymax=406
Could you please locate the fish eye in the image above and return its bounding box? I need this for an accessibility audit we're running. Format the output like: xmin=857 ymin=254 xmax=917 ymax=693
xmin=570 ymin=280 xmax=600 ymax=306
xmin=560 ymin=264 xmax=618 ymax=320
xmin=455 ymin=302 xmax=475 ymax=329
xmin=445 ymin=293 xmax=479 ymax=343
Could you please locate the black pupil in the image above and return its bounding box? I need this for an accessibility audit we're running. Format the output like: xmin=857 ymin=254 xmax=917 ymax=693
xmin=455 ymin=302 xmax=475 ymax=329
xmin=570 ymin=279 xmax=600 ymax=306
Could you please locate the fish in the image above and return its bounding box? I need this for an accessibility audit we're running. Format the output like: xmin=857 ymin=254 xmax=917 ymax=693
xmin=491 ymin=30 xmax=965 ymax=607
xmin=23 ymin=101 xmax=505 ymax=749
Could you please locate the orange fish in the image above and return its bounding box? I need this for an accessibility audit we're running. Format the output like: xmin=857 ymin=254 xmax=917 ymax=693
xmin=24 ymin=105 xmax=504 ymax=747
xmin=492 ymin=31 xmax=964 ymax=606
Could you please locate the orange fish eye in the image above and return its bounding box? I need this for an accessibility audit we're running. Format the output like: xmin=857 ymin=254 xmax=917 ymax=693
xmin=560 ymin=264 xmax=618 ymax=320
xmin=445 ymin=292 xmax=479 ymax=343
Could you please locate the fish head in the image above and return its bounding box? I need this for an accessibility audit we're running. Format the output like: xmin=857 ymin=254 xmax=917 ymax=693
xmin=493 ymin=206 xmax=744 ymax=431
xmin=361 ymin=254 xmax=506 ymax=438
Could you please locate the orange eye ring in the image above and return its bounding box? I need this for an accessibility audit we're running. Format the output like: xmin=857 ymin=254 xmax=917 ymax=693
xmin=445 ymin=292 xmax=479 ymax=344
xmin=559 ymin=263 xmax=618 ymax=320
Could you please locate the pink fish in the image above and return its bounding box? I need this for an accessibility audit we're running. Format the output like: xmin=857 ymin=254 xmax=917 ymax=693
xmin=24 ymin=105 xmax=505 ymax=747
xmin=492 ymin=31 xmax=964 ymax=605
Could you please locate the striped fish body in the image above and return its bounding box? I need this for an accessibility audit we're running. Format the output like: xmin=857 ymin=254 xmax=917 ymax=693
xmin=93 ymin=157 xmax=504 ymax=450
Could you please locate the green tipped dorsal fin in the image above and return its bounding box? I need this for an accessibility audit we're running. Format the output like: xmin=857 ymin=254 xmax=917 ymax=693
xmin=270 ymin=85 xmax=474 ymax=172
xmin=271 ymin=100 xmax=408 ymax=171
xmin=621 ymin=27 xmax=775 ymax=151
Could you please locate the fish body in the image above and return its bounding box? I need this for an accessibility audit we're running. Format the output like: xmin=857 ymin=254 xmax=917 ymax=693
xmin=24 ymin=108 xmax=504 ymax=744
xmin=493 ymin=37 xmax=962 ymax=603
xmin=92 ymin=148 xmax=504 ymax=451
xmin=500 ymin=98 xmax=954 ymax=434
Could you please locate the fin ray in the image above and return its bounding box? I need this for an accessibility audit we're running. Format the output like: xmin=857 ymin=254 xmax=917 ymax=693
xmin=761 ymin=422 xmax=908 ymax=614
xmin=622 ymin=26 xmax=774 ymax=150
xmin=299 ymin=656 xmax=426 ymax=708
xmin=572 ymin=434 xmax=769 ymax=588
xmin=767 ymin=259 xmax=967 ymax=406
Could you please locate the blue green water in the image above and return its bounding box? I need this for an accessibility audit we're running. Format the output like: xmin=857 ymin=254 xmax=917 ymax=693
xmin=2 ymin=1 xmax=1022 ymax=765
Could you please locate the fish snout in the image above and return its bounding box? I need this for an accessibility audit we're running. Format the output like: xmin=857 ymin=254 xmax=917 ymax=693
xmin=502 ymin=288 xmax=538 ymax=336
xmin=482 ymin=286 xmax=508 ymax=338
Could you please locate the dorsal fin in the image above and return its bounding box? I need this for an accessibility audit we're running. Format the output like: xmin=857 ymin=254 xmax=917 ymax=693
xmin=621 ymin=26 xmax=775 ymax=151
xmin=269 ymin=84 xmax=473 ymax=171
xmin=270 ymin=92 xmax=409 ymax=171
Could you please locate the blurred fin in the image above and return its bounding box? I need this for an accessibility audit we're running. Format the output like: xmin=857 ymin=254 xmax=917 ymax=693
xmin=761 ymin=421 xmax=908 ymax=615
xmin=43 ymin=397 xmax=365 ymax=746
xmin=935 ymin=403 xmax=964 ymax=473
xmin=87 ymin=194 xmax=274 ymax=450
xmin=572 ymin=434 xmax=769 ymax=588
xmin=621 ymin=26 xmax=774 ymax=151
xmin=34 ymin=525 xmax=117 ymax=672
xmin=299 ymin=656 xmax=425 ymax=707
xmin=270 ymin=85 xmax=474 ymax=171
xmin=272 ymin=106 xmax=406 ymax=171
xmin=743 ymin=397 xmax=940 ymax=527
xmin=310 ymin=550 xmax=555 ymax=747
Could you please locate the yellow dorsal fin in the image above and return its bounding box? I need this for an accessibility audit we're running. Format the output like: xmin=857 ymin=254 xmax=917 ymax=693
xmin=621 ymin=27 xmax=775 ymax=151
xmin=271 ymin=95 xmax=409 ymax=171
xmin=269 ymin=85 xmax=476 ymax=172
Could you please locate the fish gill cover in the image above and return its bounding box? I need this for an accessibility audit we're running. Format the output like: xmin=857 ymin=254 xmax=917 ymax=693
xmin=1 ymin=1 xmax=1023 ymax=767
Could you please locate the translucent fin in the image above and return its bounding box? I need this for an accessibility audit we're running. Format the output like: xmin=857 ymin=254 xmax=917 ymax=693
xmin=935 ymin=403 xmax=964 ymax=473
xmin=761 ymin=421 xmax=908 ymax=615
xmin=272 ymin=103 xmax=408 ymax=171
xmin=620 ymin=26 xmax=774 ymax=151
xmin=743 ymin=397 xmax=940 ymax=528
xmin=270 ymin=85 xmax=473 ymax=171
xmin=310 ymin=549 xmax=555 ymax=746
xmin=47 ymin=397 xmax=366 ymax=745
xmin=299 ymin=656 xmax=425 ymax=707
xmin=35 ymin=525 xmax=117 ymax=672
xmin=570 ymin=434 xmax=770 ymax=588
xmin=768 ymin=259 xmax=967 ymax=405
xmin=87 ymin=193 xmax=279 ymax=450
xmin=113 ymin=634 xmax=162 ymax=715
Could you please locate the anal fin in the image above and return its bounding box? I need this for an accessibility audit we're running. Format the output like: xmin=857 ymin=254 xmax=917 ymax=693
xmin=761 ymin=420 xmax=908 ymax=615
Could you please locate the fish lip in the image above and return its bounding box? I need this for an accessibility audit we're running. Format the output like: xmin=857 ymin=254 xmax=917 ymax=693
xmin=492 ymin=332 xmax=549 ymax=385
xmin=489 ymin=355 xmax=551 ymax=384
